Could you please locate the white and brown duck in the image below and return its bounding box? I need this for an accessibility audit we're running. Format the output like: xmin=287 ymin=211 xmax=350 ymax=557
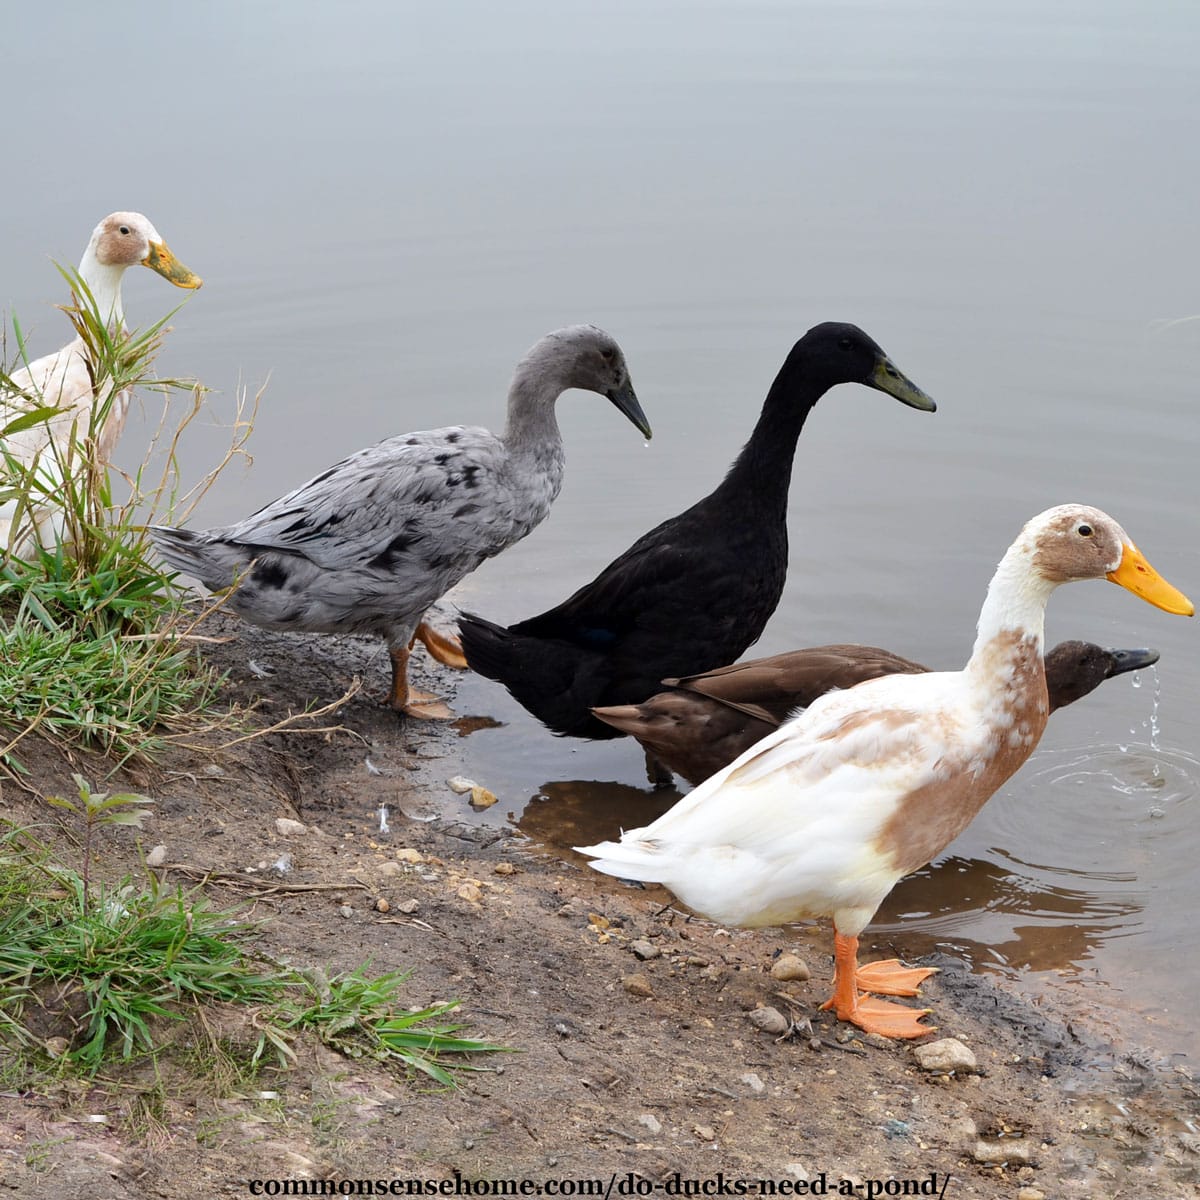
xmin=579 ymin=505 xmax=1192 ymax=1038
xmin=1 ymin=212 xmax=201 ymax=551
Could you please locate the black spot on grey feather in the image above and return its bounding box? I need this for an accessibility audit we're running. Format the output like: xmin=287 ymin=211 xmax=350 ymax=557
xmin=463 ymin=465 xmax=482 ymax=489
xmin=309 ymin=466 xmax=339 ymax=486
xmin=434 ymin=452 xmax=453 ymax=466
xmin=444 ymin=473 xmax=462 ymax=488
xmin=255 ymin=561 xmax=290 ymax=590
xmin=406 ymin=437 xmax=419 ymax=446
xmin=413 ymin=488 xmax=440 ymax=506
xmin=446 ymin=432 xmax=460 ymax=444
xmin=454 ymin=503 xmax=481 ymax=518
xmin=280 ymin=515 xmax=312 ymax=536
xmin=369 ymin=532 xmax=418 ymax=569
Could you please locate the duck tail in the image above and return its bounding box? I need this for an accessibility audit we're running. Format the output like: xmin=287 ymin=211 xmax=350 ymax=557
xmin=458 ymin=611 xmax=616 ymax=738
xmin=590 ymin=703 xmax=647 ymax=737
xmin=575 ymin=837 xmax=667 ymax=884
xmin=148 ymin=525 xmax=249 ymax=591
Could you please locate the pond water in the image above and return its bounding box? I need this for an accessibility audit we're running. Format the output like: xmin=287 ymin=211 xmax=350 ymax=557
xmin=6 ymin=1 xmax=1200 ymax=1054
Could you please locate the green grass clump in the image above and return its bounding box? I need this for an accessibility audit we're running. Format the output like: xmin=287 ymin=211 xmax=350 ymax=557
xmin=1 ymin=267 xmax=253 ymax=769
xmin=0 ymin=799 xmax=508 ymax=1087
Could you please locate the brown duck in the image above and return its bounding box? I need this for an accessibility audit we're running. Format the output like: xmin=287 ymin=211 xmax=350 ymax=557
xmin=594 ymin=640 xmax=1161 ymax=787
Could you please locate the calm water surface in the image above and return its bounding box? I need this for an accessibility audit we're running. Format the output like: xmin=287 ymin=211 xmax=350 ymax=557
xmin=6 ymin=1 xmax=1200 ymax=1053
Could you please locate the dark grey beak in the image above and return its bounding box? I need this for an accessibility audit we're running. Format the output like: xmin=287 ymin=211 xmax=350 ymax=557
xmin=607 ymin=381 xmax=652 ymax=440
xmin=1105 ymin=647 xmax=1161 ymax=678
xmin=869 ymin=355 xmax=936 ymax=412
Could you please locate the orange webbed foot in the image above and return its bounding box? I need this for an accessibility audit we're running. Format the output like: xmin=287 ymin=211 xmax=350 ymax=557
xmin=414 ymin=622 xmax=469 ymax=670
xmin=854 ymin=958 xmax=938 ymax=997
xmin=842 ymin=995 xmax=935 ymax=1040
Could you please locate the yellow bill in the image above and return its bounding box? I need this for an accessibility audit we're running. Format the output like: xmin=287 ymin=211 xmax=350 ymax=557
xmin=143 ymin=241 xmax=203 ymax=289
xmin=1107 ymin=542 xmax=1194 ymax=615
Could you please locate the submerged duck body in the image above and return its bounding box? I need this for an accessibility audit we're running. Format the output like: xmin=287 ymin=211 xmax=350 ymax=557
xmin=594 ymin=640 xmax=1162 ymax=786
xmin=580 ymin=505 xmax=1192 ymax=1038
xmin=1 ymin=212 xmax=201 ymax=551
xmin=460 ymin=322 xmax=935 ymax=739
xmin=150 ymin=325 xmax=651 ymax=717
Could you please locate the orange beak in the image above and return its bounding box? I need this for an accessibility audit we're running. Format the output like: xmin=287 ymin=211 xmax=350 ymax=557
xmin=1107 ymin=542 xmax=1194 ymax=616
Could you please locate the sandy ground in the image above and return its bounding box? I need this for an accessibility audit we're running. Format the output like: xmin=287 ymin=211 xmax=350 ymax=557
xmin=2 ymin=612 xmax=1199 ymax=1199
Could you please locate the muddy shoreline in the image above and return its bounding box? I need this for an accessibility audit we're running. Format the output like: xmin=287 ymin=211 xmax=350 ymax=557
xmin=2 ymin=613 xmax=1198 ymax=1198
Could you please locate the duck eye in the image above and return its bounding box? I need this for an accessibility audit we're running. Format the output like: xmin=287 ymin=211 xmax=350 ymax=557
xmin=600 ymin=348 xmax=614 ymax=361
xmin=1078 ymin=524 xmax=1093 ymax=537
xmin=837 ymin=336 xmax=853 ymax=351
xmin=118 ymin=225 xmax=131 ymax=235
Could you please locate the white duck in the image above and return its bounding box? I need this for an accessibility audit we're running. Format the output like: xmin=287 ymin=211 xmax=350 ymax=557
xmin=579 ymin=505 xmax=1192 ymax=1038
xmin=149 ymin=325 xmax=651 ymax=719
xmin=1 ymin=212 xmax=201 ymax=551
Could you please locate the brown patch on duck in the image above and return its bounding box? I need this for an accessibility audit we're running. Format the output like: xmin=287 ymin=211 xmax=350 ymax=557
xmin=1031 ymin=508 xmax=1123 ymax=583
xmin=875 ymin=630 xmax=1049 ymax=877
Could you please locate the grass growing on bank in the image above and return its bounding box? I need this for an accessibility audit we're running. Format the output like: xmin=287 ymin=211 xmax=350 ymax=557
xmin=0 ymin=268 xmax=255 ymax=770
xmin=0 ymin=795 xmax=508 ymax=1089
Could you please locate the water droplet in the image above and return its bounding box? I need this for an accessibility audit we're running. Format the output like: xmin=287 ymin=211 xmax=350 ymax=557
xmin=1131 ymin=672 xmax=1142 ymax=689
xmin=1149 ymin=807 xmax=1166 ymax=819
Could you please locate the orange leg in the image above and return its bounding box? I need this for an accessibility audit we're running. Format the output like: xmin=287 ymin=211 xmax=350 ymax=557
xmin=414 ymin=621 xmax=469 ymax=670
xmin=818 ymin=930 xmax=934 ymax=1040
xmin=386 ymin=645 xmax=453 ymax=720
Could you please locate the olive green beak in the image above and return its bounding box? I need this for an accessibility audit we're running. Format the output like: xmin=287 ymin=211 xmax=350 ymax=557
xmin=143 ymin=241 xmax=203 ymax=290
xmin=607 ymin=381 xmax=652 ymax=440
xmin=870 ymin=355 xmax=935 ymax=411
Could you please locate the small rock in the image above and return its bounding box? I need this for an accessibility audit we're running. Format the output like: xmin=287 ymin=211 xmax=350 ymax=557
xmin=275 ymin=818 xmax=307 ymax=837
xmin=203 ymin=763 xmax=225 ymax=777
xmin=270 ymin=854 xmax=293 ymax=876
xmin=457 ymin=882 xmax=483 ymax=903
xmin=44 ymin=1037 xmax=70 ymax=1059
xmin=145 ymin=844 xmax=168 ymax=868
xmin=623 ymin=974 xmax=654 ymax=998
xmin=748 ymin=1006 xmax=790 ymax=1036
xmin=447 ymin=776 xmax=477 ymax=794
xmin=556 ymin=898 xmax=587 ymax=919
xmin=374 ymin=898 xmax=390 ymax=913
xmin=686 ymin=955 xmax=709 ymax=967
xmin=948 ymin=1117 xmax=978 ymax=1149
xmin=468 ymin=786 xmax=498 ymax=810
xmin=396 ymin=899 xmax=421 ymax=914
xmin=493 ymin=862 xmax=517 ymax=876
xmin=693 ymin=1124 xmax=715 ymax=1142
xmin=637 ymin=1113 xmax=662 ymax=1135
xmin=914 ymin=1037 xmax=977 ymax=1074
xmin=338 ymin=905 xmax=354 ymax=919
xmin=395 ymin=848 xmax=425 ymax=864
xmin=783 ymin=1164 xmax=809 ymax=1182
xmin=1017 ymin=1189 xmax=1045 ymax=1200
xmin=770 ymin=953 xmax=810 ymax=982
xmin=973 ymin=1139 xmax=1034 ymax=1166
xmin=740 ymin=1071 xmax=766 ymax=1094
xmin=378 ymin=862 xmax=405 ymax=878
xmin=631 ymin=939 xmax=662 ymax=961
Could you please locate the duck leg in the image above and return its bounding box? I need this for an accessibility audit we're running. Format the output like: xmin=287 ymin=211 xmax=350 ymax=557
xmin=818 ymin=930 xmax=933 ymax=1040
xmin=386 ymin=645 xmax=454 ymax=720
xmin=414 ymin=621 xmax=469 ymax=669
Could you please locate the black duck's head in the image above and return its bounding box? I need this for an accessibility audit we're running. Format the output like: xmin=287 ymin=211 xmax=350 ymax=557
xmin=790 ymin=322 xmax=935 ymax=412
xmin=1043 ymin=640 xmax=1161 ymax=712
xmin=530 ymin=324 xmax=652 ymax=439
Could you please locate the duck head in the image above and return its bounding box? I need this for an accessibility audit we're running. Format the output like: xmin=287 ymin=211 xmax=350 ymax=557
xmin=790 ymin=321 xmax=936 ymax=411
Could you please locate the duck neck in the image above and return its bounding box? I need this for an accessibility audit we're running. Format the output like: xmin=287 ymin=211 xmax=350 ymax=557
xmin=502 ymin=364 xmax=565 ymax=465
xmin=77 ymin=245 xmax=127 ymax=329
xmin=715 ymin=357 xmax=823 ymax=516
xmin=965 ymin=542 xmax=1055 ymax=705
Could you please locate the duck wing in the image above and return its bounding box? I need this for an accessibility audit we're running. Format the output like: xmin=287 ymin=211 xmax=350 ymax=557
xmin=670 ymin=644 xmax=928 ymax=724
